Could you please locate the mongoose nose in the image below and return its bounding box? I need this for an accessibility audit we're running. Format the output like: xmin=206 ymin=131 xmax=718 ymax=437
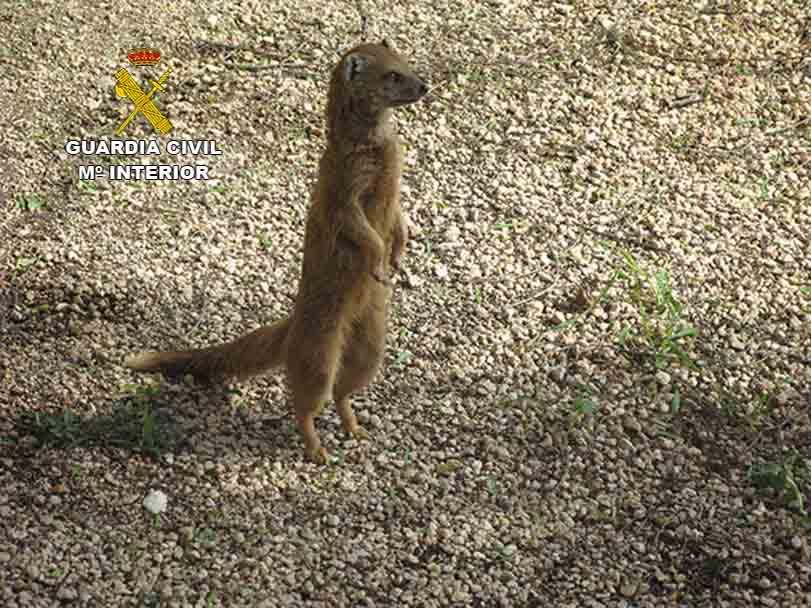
xmin=418 ymin=81 xmax=428 ymax=96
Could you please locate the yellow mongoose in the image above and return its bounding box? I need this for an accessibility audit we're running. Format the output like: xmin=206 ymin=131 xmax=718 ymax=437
xmin=125 ymin=41 xmax=427 ymax=463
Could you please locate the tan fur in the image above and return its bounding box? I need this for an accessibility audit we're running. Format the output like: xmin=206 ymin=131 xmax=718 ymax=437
xmin=125 ymin=41 xmax=427 ymax=463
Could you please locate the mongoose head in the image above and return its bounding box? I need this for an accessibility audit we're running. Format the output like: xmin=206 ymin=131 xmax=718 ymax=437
xmin=329 ymin=40 xmax=428 ymax=134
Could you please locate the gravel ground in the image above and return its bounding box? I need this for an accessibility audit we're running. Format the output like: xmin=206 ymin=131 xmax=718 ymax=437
xmin=2 ymin=1 xmax=810 ymax=606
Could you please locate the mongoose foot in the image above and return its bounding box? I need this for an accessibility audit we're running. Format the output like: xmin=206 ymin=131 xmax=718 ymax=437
xmin=306 ymin=446 xmax=330 ymax=465
xmin=371 ymin=268 xmax=391 ymax=285
xmin=347 ymin=426 xmax=371 ymax=441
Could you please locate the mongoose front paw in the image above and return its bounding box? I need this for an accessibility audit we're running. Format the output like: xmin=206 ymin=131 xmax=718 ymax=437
xmin=371 ymin=268 xmax=391 ymax=285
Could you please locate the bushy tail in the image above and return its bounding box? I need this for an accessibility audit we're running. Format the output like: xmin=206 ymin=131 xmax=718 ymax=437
xmin=125 ymin=317 xmax=291 ymax=383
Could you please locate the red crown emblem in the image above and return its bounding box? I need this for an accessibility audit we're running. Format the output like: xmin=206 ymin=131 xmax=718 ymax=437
xmin=127 ymin=48 xmax=161 ymax=66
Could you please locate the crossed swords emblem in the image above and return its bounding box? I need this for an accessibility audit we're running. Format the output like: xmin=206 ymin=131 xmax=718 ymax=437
xmin=114 ymin=67 xmax=173 ymax=135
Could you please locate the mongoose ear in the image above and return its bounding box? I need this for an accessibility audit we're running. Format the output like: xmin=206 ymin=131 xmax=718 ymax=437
xmin=381 ymin=38 xmax=391 ymax=48
xmin=343 ymin=53 xmax=369 ymax=81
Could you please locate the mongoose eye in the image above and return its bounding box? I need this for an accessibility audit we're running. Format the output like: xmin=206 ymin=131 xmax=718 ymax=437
xmin=386 ymin=71 xmax=403 ymax=83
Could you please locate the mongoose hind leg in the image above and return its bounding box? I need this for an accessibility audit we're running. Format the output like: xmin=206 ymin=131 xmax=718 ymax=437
xmin=291 ymin=380 xmax=333 ymax=465
xmin=333 ymin=290 xmax=389 ymax=441
xmin=287 ymin=330 xmax=344 ymax=464
xmin=294 ymin=402 xmax=330 ymax=465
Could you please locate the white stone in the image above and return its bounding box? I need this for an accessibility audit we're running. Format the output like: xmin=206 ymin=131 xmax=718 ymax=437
xmin=143 ymin=489 xmax=168 ymax=515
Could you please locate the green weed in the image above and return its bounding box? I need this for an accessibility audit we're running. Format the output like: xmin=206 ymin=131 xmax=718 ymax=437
xmin=749 ymin=453 xmax=809 ymax=518
xmin=257 ymin=231 xmax=273 ymax=251
xmin=569 ymin=392 xmax=598 ymax=429
xmin=15 ymin=193 xmax=46 ymax=211
xmin=611 ymin=246 xmax=698 ymax=371
xmin=17 ymin=382 xmax=177 ymax=458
